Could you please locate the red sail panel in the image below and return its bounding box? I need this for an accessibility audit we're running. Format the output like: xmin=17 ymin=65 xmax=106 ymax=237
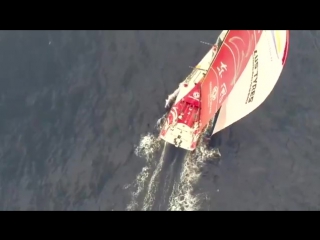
xmin=199 ymin=30 xmax=263 ymax=132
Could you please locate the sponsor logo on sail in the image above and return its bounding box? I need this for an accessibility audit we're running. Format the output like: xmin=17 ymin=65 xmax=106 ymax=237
xmin=219 ymin=83 xmax=227 ymax=104
xmin=208 ymin=82 xmax=218 ymax=114
xmin=245 ymin=50 xmax=258 ymax=104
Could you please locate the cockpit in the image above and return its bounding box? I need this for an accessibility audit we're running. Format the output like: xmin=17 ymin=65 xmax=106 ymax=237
xmin=176 ymin=84 xmax=201 ymax=128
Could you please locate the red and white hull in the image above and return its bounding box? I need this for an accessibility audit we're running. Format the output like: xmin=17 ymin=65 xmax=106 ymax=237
xmin=158 ymin=31 xmax=226 ymax=150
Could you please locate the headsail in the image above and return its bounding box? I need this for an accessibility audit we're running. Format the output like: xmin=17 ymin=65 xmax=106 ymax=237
xmin=212 ymin=30 xmax=290 ymax=134
xmin=199 ymin=30 xmax=263 ymax=132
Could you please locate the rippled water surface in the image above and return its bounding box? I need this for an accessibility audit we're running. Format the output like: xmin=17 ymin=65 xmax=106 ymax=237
xmin=0 ymin=30 xmax=319 ymax=210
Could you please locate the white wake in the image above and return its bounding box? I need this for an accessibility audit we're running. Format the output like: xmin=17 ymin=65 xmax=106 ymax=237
xmin=168 ymin=143 xmax=220 ymax=210
xmin=126 ymin=133 xmax=220 ymax=211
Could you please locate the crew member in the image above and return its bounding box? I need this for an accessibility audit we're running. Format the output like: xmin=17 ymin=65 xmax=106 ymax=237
xmin=156 ymin=84 xmax=181 ymax=129
xmin=165 ymin=86 xmax=180 ymax=109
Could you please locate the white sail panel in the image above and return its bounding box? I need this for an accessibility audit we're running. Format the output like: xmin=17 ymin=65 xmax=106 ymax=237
xmin=212 ymin=30 xmax=289 ymax=135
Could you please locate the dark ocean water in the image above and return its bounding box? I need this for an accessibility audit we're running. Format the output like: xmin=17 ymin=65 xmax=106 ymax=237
xmin=0 ymin=30 xmax=319 ymax=210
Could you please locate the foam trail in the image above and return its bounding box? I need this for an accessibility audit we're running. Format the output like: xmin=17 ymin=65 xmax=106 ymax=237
xmin=134 ymin=133 xmax=162 ymax=164
xmin=126 ymin=133 xmax=162 ymax=211
xmin=168 ymin=142 xmax=220 ymax=211
xmin=126 ymin=166 xmax=149 ymax=211
xmin=168 ymin=153 xmax=202 ymax=210
xmin=151 ymin=146 xmax=185 ymax=210
xmin=127 ymin=132 xmax=220 ymax=211
xmin=141 ymin=144 xmax=166 ymax=210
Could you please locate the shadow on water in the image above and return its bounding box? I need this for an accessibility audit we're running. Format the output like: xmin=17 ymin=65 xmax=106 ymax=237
xmin=152 ymin=143 xmax=186 ymax=210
